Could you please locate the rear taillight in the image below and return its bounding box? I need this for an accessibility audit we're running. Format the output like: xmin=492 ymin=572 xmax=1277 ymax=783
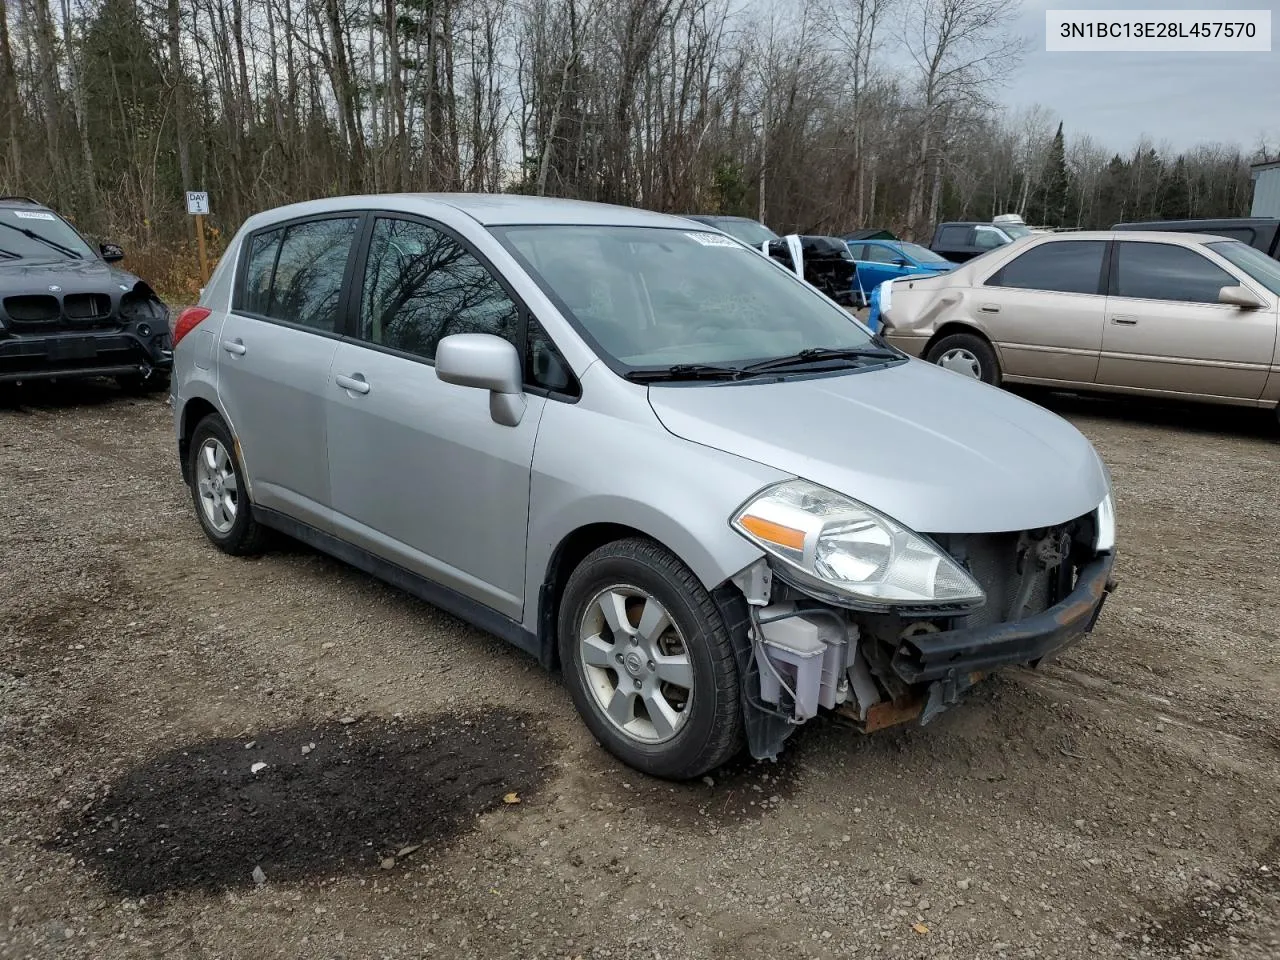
xmin=172 ymin=306 xmax=212 ymax=348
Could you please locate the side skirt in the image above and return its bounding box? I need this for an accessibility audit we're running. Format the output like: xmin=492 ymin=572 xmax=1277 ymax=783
xmin=255 ymin=506 xmax=546 ymax=665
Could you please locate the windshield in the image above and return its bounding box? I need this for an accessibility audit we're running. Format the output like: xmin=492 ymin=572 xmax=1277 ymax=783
xmin=0 ymin=207 xmax=95 ymax=261
xmin=1207 ymin=240 xmax=1280 ymax=295
xmin=999 ymin=223 xmax=1032 ymax=239
xmin=899 ymin=241 xmax=950 ymax=265
xmin=495 ymin=225 xmax=877 ymax=370
xmin=711 ymin=219 xmax=780 ymax=247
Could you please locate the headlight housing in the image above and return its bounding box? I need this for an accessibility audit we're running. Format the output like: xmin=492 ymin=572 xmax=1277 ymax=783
xmin=1094 ymin=493 xmax=1115 ymax=553
xmin=731 ymin=480 xmax=985 ymax=610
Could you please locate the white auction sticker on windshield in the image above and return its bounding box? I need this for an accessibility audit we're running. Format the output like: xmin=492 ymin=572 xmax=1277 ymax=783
xmin=685 ymin=232 xmax=742 ymax=248
xmin=12 ymin=211 xmax=56 ymax=221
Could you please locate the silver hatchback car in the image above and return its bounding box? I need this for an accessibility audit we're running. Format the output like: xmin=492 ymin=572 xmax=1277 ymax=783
xmin=171 ymin=194 xmax=1117 ymax=779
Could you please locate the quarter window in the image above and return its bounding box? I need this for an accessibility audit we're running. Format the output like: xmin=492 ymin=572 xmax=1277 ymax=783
xmin=986 ymin=240 xmax=1106 ymax=295
xmin=1114 ymin=242 xmax=1236 ymax=304
xmin=358 ymin=217 xmax=520 ymax=361
xmin=242 ymin=228 xmax=282 ymax=316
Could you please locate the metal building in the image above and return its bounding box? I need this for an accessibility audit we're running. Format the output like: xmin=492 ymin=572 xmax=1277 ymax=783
xmin=1251 ymin=160 xmax=1280 ymax=217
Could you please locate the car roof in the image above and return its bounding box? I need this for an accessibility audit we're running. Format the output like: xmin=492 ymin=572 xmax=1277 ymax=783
xmin=1003 ymin=230 xmax=1236 ymax=245
xmin=0 ymin=196 xmax=53 ymax=211
xmin=241 ymin=193 xmax=700 ymax=231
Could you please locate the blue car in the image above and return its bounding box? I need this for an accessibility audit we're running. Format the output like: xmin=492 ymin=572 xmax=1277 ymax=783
xmin=846 ymin=239 xmax=955 ymax=300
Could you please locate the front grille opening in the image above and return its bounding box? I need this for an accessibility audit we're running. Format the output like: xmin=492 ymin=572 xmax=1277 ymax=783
xmin=64 ymin=293 xmax=110 ymax=319
xmin=4 ymin=294 xmax=59 ymax=322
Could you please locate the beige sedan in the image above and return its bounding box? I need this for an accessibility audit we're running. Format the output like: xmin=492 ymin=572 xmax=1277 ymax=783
xmin=879 ymin=230 xmax=1280 ymax=418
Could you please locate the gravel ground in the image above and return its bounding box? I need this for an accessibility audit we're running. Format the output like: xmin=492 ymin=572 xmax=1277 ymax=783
xmin=1 ymin=382 xmax=1277 ymax=960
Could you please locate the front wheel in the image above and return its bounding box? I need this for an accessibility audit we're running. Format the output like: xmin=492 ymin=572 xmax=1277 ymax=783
xmin=925 ymin=332 xmax=1002 ymax=386
xmin=558 ymin=538 xmax=743 ymax=780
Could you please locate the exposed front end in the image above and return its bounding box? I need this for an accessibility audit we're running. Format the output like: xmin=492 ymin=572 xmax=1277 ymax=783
xmin=0 ymin=282 xmax=172 ymax=384
xmin=727 ymin=481 xmax=1116 ymax=759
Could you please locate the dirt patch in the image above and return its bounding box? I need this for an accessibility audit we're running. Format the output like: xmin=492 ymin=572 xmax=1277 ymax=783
xmin=51 ymin=708 xmax=555 ymax=897
xmin=1135 ymin=837 xmax=1280 ymax=957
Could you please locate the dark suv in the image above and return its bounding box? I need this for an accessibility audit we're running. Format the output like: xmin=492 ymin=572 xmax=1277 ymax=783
xmin=0 ymin=197 xmax=171 ymax=392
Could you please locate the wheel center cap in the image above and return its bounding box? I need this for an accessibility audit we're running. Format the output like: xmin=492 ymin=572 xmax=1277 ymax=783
xmin=623 ymin=650 xmax=645 ymax=677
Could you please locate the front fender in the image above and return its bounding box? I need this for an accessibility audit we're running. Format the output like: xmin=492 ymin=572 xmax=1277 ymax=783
xmin=522 ymin=394 xmax=789 ymax=634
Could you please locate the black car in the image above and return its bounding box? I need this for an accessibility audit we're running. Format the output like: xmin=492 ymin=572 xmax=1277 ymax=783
xmin=680 ymin=214 xmax=860 ymax=306
xmin=0 ymin=196 xmax=171 ymax=392
xmin=1112 ymin=217 xmax=1280 ymax=261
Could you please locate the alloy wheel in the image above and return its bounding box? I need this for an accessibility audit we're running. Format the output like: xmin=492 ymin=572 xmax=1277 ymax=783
xmin=578 ymin=585 xmax=695 ymax=744
xmin=195 ymin=437 xmax=238 ymax=534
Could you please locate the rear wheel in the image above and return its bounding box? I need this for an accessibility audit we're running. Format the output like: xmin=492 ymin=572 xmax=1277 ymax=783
xmin=558 ymin=538 xmax=743 ymax=780
xmin=926 ymin=332 xmax=1002 ymax=386
xmin=187 ymin=413 xmax=269 ymax=555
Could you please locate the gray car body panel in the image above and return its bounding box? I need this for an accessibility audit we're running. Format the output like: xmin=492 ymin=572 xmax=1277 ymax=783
xmin=172 ymin=193 xmax=1110 ymax=660
xmin=521 ymin=363 xmax=788 ymax=634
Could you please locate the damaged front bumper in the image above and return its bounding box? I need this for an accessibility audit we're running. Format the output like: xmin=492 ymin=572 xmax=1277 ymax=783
xmin=0 ymin=329 xmax=173 ymax=383
xmin=891 ymin=552 xmax=1115 ymax=683
xmin=732 ymin=548 xmax=1117 ymax=760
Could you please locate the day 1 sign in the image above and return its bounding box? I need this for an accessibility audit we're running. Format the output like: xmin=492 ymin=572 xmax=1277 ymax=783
xmin=186 ymin=191 xmax=211 ymax=282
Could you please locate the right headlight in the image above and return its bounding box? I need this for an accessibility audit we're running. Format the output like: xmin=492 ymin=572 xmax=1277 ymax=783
xmin=731 ymin=479 xmax=985 ymax=609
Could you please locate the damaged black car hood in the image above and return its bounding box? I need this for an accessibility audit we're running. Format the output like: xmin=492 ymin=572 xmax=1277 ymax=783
xmin=0 ymin=256 xmax=145 ymax=297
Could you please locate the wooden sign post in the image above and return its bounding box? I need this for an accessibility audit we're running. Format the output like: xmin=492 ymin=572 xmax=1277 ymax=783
xmin=185 ymin=191 xmax=211 ymax=283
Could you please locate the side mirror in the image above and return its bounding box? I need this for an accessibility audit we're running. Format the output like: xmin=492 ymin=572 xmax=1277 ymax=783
xmin=1218 ymin=285 xmax=1265 ymax=309
xmin=435 ymin=333 xmax=527 ymax=427
xmin=100 ymin=242 xmax=125 ymax=263
xmin=892 ymin=257 xmax=909 ymax=267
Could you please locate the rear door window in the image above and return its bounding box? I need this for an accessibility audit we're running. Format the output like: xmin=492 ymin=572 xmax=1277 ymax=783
xmin=1114 ymin=242 xmax=1236 ymax=304
xmin=238 ymin=216 xmax=360 ymax=333
xmin=986 ymin=240 xmax=1107 ymax=294
xmin=862 ymin=244 xmax=899 ymax=264
xmin=973 ymin=226 xmax=1007 ymax=250
xmin=936 ymin=225 xmax=970 ymax=247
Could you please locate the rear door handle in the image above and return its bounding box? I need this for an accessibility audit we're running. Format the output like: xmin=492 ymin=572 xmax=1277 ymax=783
xmin=222 ymin=338 xmax=246 ymax=356
xmin=335 ymin=373 xmax=370 ymax=395
xmin=979 ymin=304 xmax=1000 ymax=314
xmin=1111 ymin=315 xmax=1138 ymax=325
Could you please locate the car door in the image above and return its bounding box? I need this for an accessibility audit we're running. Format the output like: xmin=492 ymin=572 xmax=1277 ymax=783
xmin=325 ymin=214 xmax=551 ymax=621
xmin=857 ymin=243 xmax=909 ymax=290
xmin=1098 ymin=240 xmax=1275 ymax=400
xmin=217 ymin=214 xmax=361 ymax=530
xmin=976 ymin=239 xmax=1109 ymax=383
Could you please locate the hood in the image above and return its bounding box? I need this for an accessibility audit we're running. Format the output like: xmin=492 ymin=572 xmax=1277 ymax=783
xmin=647 ymin=359 xmax=1108 ymax=535
xmin=0 ymin=256 xmax=141 ymax=295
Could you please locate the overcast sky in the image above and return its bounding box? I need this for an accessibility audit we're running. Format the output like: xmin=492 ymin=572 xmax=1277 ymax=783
xmin=1000 ymin=0 xmax=1279 ymax=153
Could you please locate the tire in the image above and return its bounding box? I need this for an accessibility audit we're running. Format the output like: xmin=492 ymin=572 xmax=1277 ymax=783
xmin=925 ymin=332 xmax=1002 ymax=387
xmin=187 ymin=413 xmax=269 ymax=555
xmin=116 ymin=371 xmax=170 ymax=395
xmin=557 ymin=538 xmax=743 ymax=780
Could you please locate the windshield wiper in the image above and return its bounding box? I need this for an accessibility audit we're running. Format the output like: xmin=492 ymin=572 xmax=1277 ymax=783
xmin=0 ymin=221 xmax=84 ymax=259
xmin=739 ymin=345 xmax=901 ymax=374
xmin=624 ymin=363 xmax=747 ymax=383
xmin=0 ymin=246 xmax=21 ymax=260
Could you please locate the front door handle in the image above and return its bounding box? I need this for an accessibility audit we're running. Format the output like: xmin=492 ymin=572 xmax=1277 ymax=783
xmin=1111 ymin=315 xmax=1138 ymax=326
xmin=335 ymin=373 xmax=370 ymax=395
xmin=222 ymin=338 xmax=247 ymax=356
xmin=979 ymin=303 xmax=1000 ymax=314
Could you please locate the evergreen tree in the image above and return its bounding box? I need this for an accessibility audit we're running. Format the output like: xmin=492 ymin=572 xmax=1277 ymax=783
xmin=1034 ymin=121 xmax=1070 ymax=227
